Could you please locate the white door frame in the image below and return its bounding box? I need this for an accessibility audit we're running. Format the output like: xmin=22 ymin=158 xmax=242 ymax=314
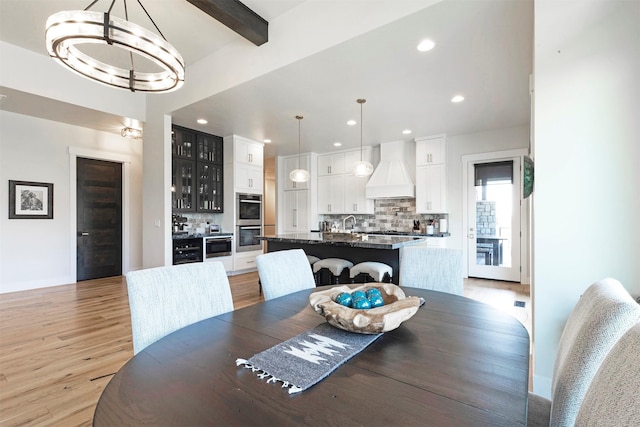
xmin=461 ymin=148 xmax=529 ymax=283
xmin=68 ymin=146 xmax=131 ymax=282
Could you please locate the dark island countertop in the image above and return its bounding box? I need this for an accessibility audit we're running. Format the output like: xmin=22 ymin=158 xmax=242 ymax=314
xmin=259 ymin=232 xmax=427 ymax=250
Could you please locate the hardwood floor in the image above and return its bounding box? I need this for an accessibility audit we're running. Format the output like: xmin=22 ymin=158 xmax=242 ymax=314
xmin=0 ymin=272 xmax=530 ymax=426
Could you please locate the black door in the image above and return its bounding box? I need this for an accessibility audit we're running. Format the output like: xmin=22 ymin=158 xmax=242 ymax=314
xmin=77 ymin=157 xmax=122 ymax=281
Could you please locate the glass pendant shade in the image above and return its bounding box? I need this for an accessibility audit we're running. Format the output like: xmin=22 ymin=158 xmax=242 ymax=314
xmin=45 ymin=7 xmax=184 ymax=93
xmin=291 ymin=115 xmax=309 ymax=183
xmin=352 ymin=160 xmax=374 ymax=177
xmin=351 ymin=98 xmax=373 ymax=177
xmin=289 ymin=168 xmax=310 ymax=183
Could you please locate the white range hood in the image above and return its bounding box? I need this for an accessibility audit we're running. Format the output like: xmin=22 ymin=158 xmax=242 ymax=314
xmin=365 ymin=140 xmax=415 ymax=199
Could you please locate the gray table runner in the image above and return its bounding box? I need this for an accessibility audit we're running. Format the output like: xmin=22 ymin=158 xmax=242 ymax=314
xmin=236 ymin=322 xmax=382 ymax=394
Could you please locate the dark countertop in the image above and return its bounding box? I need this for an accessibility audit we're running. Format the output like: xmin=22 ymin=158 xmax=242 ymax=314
xmin=172 ymin=232 xmax=233 ymax=240
xmin=259 ymin=232 xmax=427 ymax=249
xmin=310 ymin=230 xmax=451 ymax=238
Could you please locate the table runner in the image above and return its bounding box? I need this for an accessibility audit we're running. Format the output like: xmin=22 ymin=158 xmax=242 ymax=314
xmin=236 ymin=323 xmax=382 ymax=394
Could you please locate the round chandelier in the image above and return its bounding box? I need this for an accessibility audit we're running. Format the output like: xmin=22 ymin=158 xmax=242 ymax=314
xmin=45 ymin=1 xmax=184 ymax=93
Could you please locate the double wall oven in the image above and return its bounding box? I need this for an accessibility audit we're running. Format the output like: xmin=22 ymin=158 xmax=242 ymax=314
xmin=236 ymin=193 xmax=262 ymax=252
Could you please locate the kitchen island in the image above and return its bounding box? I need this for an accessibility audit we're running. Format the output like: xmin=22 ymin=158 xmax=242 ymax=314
xmin=260 ymin=232 xmax=427 ymax=284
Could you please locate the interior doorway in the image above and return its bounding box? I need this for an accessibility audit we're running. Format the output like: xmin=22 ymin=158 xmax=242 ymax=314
xmin=76 ymin=157 xmax=122 ymax=281
xmin=463 ymin=150 xmax=527 ymax=283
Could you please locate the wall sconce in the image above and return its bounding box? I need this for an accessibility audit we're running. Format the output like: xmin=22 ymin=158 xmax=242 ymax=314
xmin=121 ymin=127 xmax=143 ymax=139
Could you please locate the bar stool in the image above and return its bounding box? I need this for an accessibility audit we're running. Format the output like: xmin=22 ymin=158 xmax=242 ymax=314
xmin=313 ymin=258 xmax=353 ymax=284
xmin=307 ymin=255 xmax=321 ymax=284
xmin=349 ymin=262 xmax=393 ymax=283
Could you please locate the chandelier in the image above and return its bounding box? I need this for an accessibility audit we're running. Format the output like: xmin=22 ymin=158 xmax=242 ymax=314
xmin=45 ymin=0 xmax=184 ymax=93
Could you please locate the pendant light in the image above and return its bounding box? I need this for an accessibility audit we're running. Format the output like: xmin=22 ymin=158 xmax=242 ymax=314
xmin=45 ymin=0 xmax=184 ymax=93
xmin=289 ymin=115 xmax=310 ymax=183
xmin=351 ymin=98 xmax=374 ymax=177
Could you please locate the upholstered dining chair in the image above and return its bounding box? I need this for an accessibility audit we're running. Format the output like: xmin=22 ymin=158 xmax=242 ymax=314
xmin=126 ymin=261 xmax=234 ymax=355
xmin=527 ymin=278 xmax=640 ymax=427
xmin=256 ymin=249 xmax=316 ymax=301
xmin=398 ymin=247 xmax=463 ymax=295
xmin=574 ymin=323 xmax=640 ymax=426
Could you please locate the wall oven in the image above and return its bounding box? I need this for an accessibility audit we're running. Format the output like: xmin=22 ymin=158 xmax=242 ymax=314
xmin=237 ymin=193 xmax=262 ymax=224
xmin=205 ymin=235 xmax=232 ymax=258
xmin=236 ymin=224 xmax=262 ymax=252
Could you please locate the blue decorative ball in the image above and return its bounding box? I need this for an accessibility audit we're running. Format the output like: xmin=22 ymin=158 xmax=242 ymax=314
xmin=350 ymin=290 xmax=366 ymax=300
xmin=334 ymin=292 xmax=353 ymax=308
xmin=368 ymin=294 xmax=385 ymax=308
xmin=365 ymin=288 xmax=382 ymax=299
xmin=352 ymin=296 xmax=372 ymax=309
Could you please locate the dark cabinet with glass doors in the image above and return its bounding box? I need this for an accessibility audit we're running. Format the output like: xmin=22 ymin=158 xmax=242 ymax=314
xmin=172 ymin=125 xmax=223 ymax=213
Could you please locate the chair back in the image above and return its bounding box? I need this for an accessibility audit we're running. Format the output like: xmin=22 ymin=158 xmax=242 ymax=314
xmin=575 ymin=323 xmax=640 ymax=426
xmin=126 ymin=262 xmax=234 ymax=354
xmin=549 ymin=278 xmax=640 ymax=426
xmin=399 ymin=247 xmax=463 ymax=295
xmin=256 ymin=249 xmax=316 ymax=300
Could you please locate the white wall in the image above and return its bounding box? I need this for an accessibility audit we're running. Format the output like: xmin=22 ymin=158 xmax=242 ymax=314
xmin=0 ymin=111 xmax=143 ymax=293
xmin=446 ymin=125 xmax=530 ymax=251
xmin=532 ymin=0 xmax=640 ymax=397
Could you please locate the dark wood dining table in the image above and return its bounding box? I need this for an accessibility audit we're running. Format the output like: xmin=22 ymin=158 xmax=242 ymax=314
xmin=93 ymin=286 xmax=530 ymax=426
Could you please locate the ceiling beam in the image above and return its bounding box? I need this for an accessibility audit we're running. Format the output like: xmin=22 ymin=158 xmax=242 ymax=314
xmin=186 ymin=0 xmax=268 ymax=46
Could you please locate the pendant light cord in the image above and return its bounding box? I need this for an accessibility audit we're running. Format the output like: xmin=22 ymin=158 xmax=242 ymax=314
xmin=357 ymin=99 xmax=366 ymax=161
xmin=296 ymin=115 xmax=303 ymax=168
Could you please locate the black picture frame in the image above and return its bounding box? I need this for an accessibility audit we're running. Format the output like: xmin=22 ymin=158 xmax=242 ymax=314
xmin=8 ymin=180 xmax=54 ymax=219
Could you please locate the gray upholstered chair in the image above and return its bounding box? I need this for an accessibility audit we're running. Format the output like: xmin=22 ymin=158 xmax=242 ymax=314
xmin=575 ymin=323 xmax=640 ymax=426
xmin=126 ymin=261 xmax=234 ymax=355
xmin=527 ymin=278 xmax=640 ymax=427
xmin=398 ymin=247 xmax=463 ymax=295
xmin=256 ymin=249 xmax=316 ymax=300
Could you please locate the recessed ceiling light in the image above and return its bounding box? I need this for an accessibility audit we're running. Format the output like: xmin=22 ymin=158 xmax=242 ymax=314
xmin=402 ymin=129 xmax=412 ymax=135
xmin=334 ymin=142 xmax=342 ymax=147
xmin=451 ymin=95 xmax=465 ymax=103
xmin=346 ymin=120 xmax=356 ymax=126
xmin=417 ymin=39 xmax=435 ymax=52
xmin=263 ymin=139 xmax=271 ymax=143
xmin=196 ymin=118 xmax=208 ymax=124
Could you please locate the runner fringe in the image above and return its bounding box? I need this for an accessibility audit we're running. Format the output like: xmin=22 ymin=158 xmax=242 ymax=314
xmin=236 ymin=358 xmax=303 ymax=394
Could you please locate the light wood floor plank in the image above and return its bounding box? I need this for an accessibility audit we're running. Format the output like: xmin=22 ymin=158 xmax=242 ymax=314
xmin=0 ymin=271 xmax=529 ymax=426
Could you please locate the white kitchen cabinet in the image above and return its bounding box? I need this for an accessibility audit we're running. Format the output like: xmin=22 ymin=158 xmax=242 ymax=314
xmin=235 ymin=162 xmax=263 ymax=194
xmin=235 ymin=137 xmax=263 ymax=167
xmin=416 ymin=135 xmax=445 ymax=166
xmin=283 ymin=155 xmax=310 ymax=190
xmin=317 ymin=153 xmax=346 ymax=176
xmin=233 ymin=250 xmax=261 ymax=272
xmin=282 ymin=190 xmax=310 ymax=232
xmin=416 ymin=164 xmax=446 ymax=213
xmin=344 ymin=174 xmax=374 ymax=214
xmin=317 ymin=175 xmax=345 ymax=214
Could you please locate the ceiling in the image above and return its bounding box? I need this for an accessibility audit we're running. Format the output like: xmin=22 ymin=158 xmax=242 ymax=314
xmin=0 ymin=0 xmax=533 ymax=158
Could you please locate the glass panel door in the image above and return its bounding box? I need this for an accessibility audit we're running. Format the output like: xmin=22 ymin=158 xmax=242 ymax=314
xmin=467 ymin=158 xmax=521 ymax=281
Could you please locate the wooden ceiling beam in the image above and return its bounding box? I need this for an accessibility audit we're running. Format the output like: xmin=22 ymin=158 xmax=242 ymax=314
xmin=186 ymin=0 xmax=268 ymax=46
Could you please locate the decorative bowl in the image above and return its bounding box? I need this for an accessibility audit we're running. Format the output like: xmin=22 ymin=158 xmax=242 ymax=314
xmin=309 ymin=283 xmax=422 ymax=334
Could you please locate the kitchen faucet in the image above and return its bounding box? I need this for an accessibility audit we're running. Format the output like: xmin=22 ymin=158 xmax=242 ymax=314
xmin=342 ymin=215 xmax=356 ymax=231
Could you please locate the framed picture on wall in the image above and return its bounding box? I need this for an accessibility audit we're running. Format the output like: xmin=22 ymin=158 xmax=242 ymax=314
xmin=8 ymin=180 xmax=54 ymax=219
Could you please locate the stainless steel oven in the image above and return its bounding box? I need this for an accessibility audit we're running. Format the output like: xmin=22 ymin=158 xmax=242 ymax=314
xmin=205 ymin=235 xmax=232 ymax=258
xmin=236 ymin=193 xmax=262 ymax=224
xmin=236 ymin=224 xmax=262 ymax=252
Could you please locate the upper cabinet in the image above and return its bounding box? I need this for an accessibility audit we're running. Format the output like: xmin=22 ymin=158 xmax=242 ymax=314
xmin=316 ymin=148 xmax=376 ymax=214
xmin=226 ymin=135 xmax=264 ymax=195
xmin=235 ymin=138 xmax=263 ymax=168
xmin=416 ymin=135 xmax=445 ymax=166
xmin=415 ymin=135 xmax=447 ymax=213
xmin=172 ymin=126 xmax=223 ymax=213
xmin=317 ymin=152 xmax=346 ymax=176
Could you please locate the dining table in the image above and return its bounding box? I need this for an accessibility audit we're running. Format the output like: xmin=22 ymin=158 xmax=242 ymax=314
xmin=93 ymin=285 xmax=530 ymax=426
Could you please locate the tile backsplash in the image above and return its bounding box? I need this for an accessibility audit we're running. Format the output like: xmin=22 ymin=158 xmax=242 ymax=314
xmin=320 ymin=198 xmax=448 ymax=233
